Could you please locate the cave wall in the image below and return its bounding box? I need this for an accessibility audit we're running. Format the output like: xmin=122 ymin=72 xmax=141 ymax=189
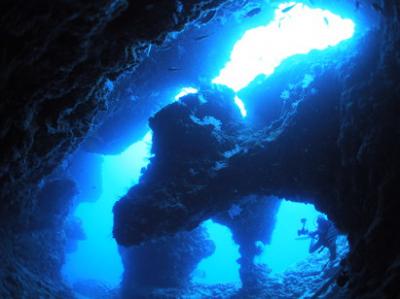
xmin=0 ymin=179 xmax=77 ymax=299
xmin=336 ymin=7 xmax=400 ymax=296
xmin=0 ymin=0 xmax=257 ymax=297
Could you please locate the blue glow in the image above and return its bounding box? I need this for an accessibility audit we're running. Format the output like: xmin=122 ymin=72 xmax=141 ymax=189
xmin=63 ymin=132 xmax=152 ymax=286
xmin=192 ymin=220 xmax=241 ymax=285
xmin=105 ymin=79 xmax=114 ymax=92
xmin=255 ymin=200 xmax=322 ymax=273
xmin=234 ymin=96 xmax=247 ymax=117
xmin=213 ymin=2 xmax=355 ymax=91
xmin=174 ymin=87 xmax=199 ymax=101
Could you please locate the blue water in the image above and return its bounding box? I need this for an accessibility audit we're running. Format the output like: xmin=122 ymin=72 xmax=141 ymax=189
xmin=192 ymin=220 xmax=241 ymax=285
xmin=190 ymin=201 xmax=322 ymax=285
xmin=63 ymin=132 xmax=152 ymax=286
xmin=255 ymin=200 xmax=322 ymax=273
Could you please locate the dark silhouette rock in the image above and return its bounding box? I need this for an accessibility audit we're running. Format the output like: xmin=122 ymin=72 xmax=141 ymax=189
xmin=213 ymin=196 xmax=281 ymax=290
xmin=119 ymin=227 xmax=214 ymax=298
xmin=31 ymin=179 xmax=78 ymax=230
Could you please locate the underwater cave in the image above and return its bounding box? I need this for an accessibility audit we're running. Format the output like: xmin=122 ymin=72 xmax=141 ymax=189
xmin=1 ymin=1 xmax=399 ymax=299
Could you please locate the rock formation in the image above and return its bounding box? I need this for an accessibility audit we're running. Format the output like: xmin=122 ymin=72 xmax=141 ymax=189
xmin=1 ymin=0 xmax=399 ymax=298
xmin=119 ymin=227 xmax=214 ymax=298
xmin=113 ymin=5 xmax=400 ymax=296
xmin=213 ymin=196 xmax=281 ymax=291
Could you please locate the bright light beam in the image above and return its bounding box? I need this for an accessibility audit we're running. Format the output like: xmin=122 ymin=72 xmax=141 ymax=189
xmin=174 ymin=87 xmax=199 ymax=101
xmin=177 ymin=3 xmax=356 ymax=116
xmin=234 ymin=96 xmax=247 ymax=117
xmin=213 ymin=2 xmax=355 ymax=92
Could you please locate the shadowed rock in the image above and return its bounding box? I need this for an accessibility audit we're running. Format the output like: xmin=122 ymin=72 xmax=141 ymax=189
xmin=113 ymin=72 xmax=341 ymax=245
xmin=114 ymin=20 xmax=400 ymax=297
xmin=213 ymin=196 xmax=281 ymax=291
xmin=119 ymin=226 xmax=214 ymax=298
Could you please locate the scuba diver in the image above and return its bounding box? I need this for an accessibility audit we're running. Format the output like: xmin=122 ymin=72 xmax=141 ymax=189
xmin=298 ymin=215 xmax=338 ymax=261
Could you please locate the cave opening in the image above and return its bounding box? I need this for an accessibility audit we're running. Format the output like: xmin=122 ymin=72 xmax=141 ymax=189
xmin=60 ymin=1 xmax=363 ymax=298
xmin=254 ymin=200 xmax=349 ymax=275
xmin=62 ymin=132 xmax=153 ymax=290
xmin=3 ymin=0 xmax=400 ymax=298
xmin=192 ymin=220 xmax=241 ymax=286
xmin=189 ymin=199 xmax=350 ymax=294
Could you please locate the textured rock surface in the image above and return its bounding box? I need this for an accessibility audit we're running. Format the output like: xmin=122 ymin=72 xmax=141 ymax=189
xmin=214 ymin=196 xmax=281 ymax=290
xmin=119 ymin=226 xmax=214 ymax=298
xmin=0 ymin=179 xmax=77 ymax=299
xmin=113 ymin=66 xmax=342 ymax=242
xmin=0 ymin=230 xmax=75 ymax=299
xmin=113 ymin=86 xmax=245 ymax=245
xmin=120 ymin=236 xmax=349 ymax=299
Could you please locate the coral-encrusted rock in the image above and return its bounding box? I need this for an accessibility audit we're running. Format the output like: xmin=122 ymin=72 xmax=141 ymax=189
xmin=30 ymin=179 xmax=77 ymax=230
xmin=113 ymin=63 xmax=343 ymax=244
xmin=119 ymin=226 xmax=214 ymax=298
xmin=0 ymin=178 xmax=78 ymax=298
xmin=113 ymin=86 xmax=245 ymax=245
xmin=214 ymin=196 xmax=281 ymax=290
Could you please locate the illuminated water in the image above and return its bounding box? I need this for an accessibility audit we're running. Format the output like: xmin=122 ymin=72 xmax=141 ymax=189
xmin=255 ymin=200 xmax=322 ymax=274
xmin=174 ymin=87 xmax=199 ymax=101
xmin=192 ymin=220 xmax=241 ymax=285
xmin=178 ymin=3 xmax=355 ymax=117
xmin=213 ymin=2 xmax=355 ymax=92
xmin=62 ymin=132 xmax=152 ymax=286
